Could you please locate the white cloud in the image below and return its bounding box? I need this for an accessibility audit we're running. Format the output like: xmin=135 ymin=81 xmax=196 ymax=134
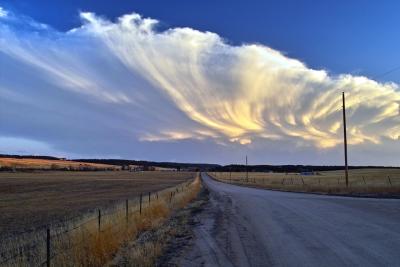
xmin=0 ymin=7 xmax=7 ymax=18
xmin=77 ymin=12 xmax=399 ymax=148
xmin=0 ymin=10 xmax=399 ymax=164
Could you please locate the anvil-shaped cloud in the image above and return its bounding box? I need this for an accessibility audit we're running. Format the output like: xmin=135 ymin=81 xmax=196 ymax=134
xmin=0 ymin=9 xmax=399 ymax=164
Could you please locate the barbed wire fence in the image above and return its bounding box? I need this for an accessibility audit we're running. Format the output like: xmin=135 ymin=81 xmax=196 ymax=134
xmin=210 ymin=172 xmax=400 ymax=188
xmin=0 ymin=179 xmax=194 ymax=266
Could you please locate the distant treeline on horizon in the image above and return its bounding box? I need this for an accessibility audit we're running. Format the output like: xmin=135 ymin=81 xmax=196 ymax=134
xmin=0 ymin=154 xmax=62 ymax=160
xmin=1 ymin=154 xmax=399 ymax=172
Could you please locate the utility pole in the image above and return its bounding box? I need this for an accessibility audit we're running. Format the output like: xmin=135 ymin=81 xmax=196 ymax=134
xmin=246 ymin=155 xmax=248 ymax=182
xmin=342 ymin=92 xmax=349 ymax=187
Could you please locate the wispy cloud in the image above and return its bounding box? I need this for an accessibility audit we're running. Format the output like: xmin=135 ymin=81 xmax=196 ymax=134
xmin=0 ymin=7 xmax=7 ymax=18
xmin=0 ymin=7 xmax=399 ymax=164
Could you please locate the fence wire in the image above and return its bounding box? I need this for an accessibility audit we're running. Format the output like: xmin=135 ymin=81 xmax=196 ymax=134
xmin=0 ymin=179 xmax=194 ymax=266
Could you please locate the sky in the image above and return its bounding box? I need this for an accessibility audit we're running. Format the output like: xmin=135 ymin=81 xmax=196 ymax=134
xmin=0 ymin=0 xmax=399 ymax=165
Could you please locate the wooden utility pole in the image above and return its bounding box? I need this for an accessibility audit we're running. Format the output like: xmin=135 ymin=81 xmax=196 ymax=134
xmin=342 ymin=92 xmax=349 ymax=187
xmin=246 ymin=155 xmax=249 ymax=182
xmin=139 ymin=193 xmax=143 ymax=214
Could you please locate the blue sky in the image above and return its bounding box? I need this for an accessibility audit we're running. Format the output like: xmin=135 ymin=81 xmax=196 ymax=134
xmin=3 ymin=0 xmax=400 ymax=83
xmin=0 ymin=1 xmax=399 ymax=165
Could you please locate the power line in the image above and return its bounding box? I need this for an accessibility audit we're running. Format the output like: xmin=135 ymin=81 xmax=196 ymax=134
xmin=372 ymin=65 xmax=400 ymax=80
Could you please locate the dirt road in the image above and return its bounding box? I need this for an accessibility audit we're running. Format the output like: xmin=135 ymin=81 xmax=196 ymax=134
xmin=178 ymin=173 xmax=400 ymax=267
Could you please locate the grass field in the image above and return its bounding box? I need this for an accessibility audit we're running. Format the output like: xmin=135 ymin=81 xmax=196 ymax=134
xmin=0 ymin=157 xmax=121 ymax=171
xmin=0 ymin=173 xmax=200 ymax=266
xmin=209 ymin=169 xmax=400 ymax=196
xmin=0 ymin=171 xmax=195 ymax=237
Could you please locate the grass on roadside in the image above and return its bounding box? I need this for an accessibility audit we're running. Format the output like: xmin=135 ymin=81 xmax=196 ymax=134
xmin=111 ymin=176 xmax=202 ymax=267
xmin=209 ymin=170 xmax=400 ymax=196
xmin=0 ymin=174 xmax=201 ymax=266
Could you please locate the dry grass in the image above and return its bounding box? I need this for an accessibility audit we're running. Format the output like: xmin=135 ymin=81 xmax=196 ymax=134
xmin=210 ymin=169 xmax=400 ymax=196
xmin=0 ymin=174 xmax=201 ymax=266
xmin=0 ymin=171 xmax=195 ymax=237
xmin=0 ymin=157 xmax=120 ymax=171
xmin=118 ymin=175 xmax=201 ymax=267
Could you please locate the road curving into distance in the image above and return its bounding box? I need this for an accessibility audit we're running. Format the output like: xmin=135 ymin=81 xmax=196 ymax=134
xmin=180 ymin=173 xmax=400 ymax=267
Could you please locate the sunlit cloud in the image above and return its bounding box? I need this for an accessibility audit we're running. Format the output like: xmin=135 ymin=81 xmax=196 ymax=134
xmin=0 ymin=7 xmax=399 ymax=164
xmin=78 ymin=12 xmax=399 ymax=148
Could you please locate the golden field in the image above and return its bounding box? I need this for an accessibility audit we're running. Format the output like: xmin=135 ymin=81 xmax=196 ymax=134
xmin=0 ymin=171 xmax=195 ymax=236
xmin=0 ymin=173 xmax=200 ymax=266
xmin=0 ymin=157 xmax=120 ymax=171
xmin=209 ymin=169 xmax=400 ymax=195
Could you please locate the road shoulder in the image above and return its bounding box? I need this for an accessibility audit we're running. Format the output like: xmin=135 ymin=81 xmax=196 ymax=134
xmin=156 ymin=186 xmax=210 ymax=266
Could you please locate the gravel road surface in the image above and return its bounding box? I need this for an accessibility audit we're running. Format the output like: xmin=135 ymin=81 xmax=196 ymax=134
xmin=179 ymin=173 xmax=400 ymax=267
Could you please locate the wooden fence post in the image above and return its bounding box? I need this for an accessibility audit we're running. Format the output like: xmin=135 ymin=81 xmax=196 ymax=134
xmin=126 ymin=199 xmax=128 ymax=222
xmin=98 ymin=209 xmax=101 ymax=232
xmin=139 ymin=193 xmax=143 ymax=215
xmin=148 ymin=192 xmax=151 ymax=205
xmin=156 ymin=192 xmax=159 ymax=200
xmin=362 ymin=176 xmax=366 ymax=185
xmin=388 ymin=176 xmax=392 ymax=186
xmin=46 ymin=228 xmax=50 ymax=267
xmin=301 ymin=178 xmax=305 ymax=185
